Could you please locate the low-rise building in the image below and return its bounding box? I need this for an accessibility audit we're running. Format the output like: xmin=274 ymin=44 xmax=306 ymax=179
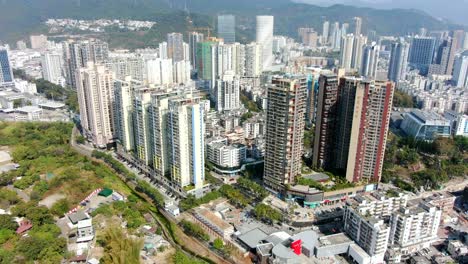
xmin=387 ymin=202 xmax=441 ymax=263
xmin=192 ymin=207 xmax=234 ymax=240
xmin=206 ymin=141 xmax=246 ymax=168
xmin=400 ymin=109 xmax=451 ymax=140
xmin=447 ymin=240 xmax=468 ymax=258
xmin=76 ymin=219 xmax=94 ymax=243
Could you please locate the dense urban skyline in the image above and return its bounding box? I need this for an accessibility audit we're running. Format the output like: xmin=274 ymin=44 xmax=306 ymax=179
xmin=0 ymin=2 xmax=467 ymax=264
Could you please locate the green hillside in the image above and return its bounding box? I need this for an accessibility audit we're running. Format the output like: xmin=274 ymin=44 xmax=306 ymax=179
xmin=0 ymin=0 xmax=464 ymax=47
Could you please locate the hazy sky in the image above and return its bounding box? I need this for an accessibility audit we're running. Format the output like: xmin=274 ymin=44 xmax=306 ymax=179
xmin=294 ymin=0 xmax=468 ymax=26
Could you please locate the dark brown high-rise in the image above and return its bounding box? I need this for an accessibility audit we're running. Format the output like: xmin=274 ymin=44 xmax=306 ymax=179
xmin=264 ymin=76 xmax=307 ymax=194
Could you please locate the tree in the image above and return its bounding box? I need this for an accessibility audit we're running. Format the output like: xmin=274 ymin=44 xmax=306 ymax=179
xmin=50 ymin=198 xmax=70 ymax=217
xmin=0 ymin=173 xmax=15 ymax=186
xmin=213 ymin=238 xmax=224 ymax=251
xmin=0 ymin=215 xmax=18 ymax=231
xmin=392 ymin=90 xmax=414 ymax=108
xmin=76 ymin=135 xmax=86 ymax=144
xmin=179 ymin=220 xmax=209 ymax=241
xmin=25 ymin=206 xmax=54 ymax=225
xmin=100 ymin=226 xmax=143 ymax=264
xmin=253 ymin=204 xmax=283 ymax=224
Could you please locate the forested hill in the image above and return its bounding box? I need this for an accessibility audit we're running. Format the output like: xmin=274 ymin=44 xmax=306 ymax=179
xmin=0 ymin=0 xmax=464 ymax=44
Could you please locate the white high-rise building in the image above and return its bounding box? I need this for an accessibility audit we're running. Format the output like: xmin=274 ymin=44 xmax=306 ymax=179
xmin=256 ymin=16 xmax=274 ymax=70
xmin=168 ymin=96 xmax=205 ymax=190
xmin=189 ymin=32 xmax=204 ymax=67
xmin=114 ymin=77 xmax=135 ymax=152
xmin=322 ymin=21 xmax=330 ymax=45
xmin=452 ymin=50 xmax=468 ymax=88
xmin=41 ymin=51 xmax=65 ymax=85
xmin=107 ymin=55 xmax=145 ymax=82
xmin=360 ymin=43 xmax=380 ymax=78
xmin=76 ymin=62 xmax=115 ymax=148
xmin=245 ymin=42 xmax=263 ymax=77
xmin=273 ymin=36 xmax=287 ymax=53
xmin=353 ymin=17 xmax=362 ymax=36
xmin=183 ymin=42 xmax=190 ymax=61
xmin=215 ymin=71 xmax=240 ymax=112
xmin=352 ymin=35 xmax=367 ymax=70
xmin=340 ymin=34 xmax=367 ymax=71
xmin=388 ymin=40 xmax=410 ymax=82
xmin=145 ymin=58 xmax=173 ymax=85
xmin=464 ymin=32 xmax=468 ymax=50
xmin=132 ymin=88 xmax=153 ymax=165
xmin=158 ymin=42 xmax=168 ymax=59
xmin=331 ymin=22 xmax=341 ymax=50
xmin=30 ymin=34 xmax=48 ymax=50
xmin=173 ymin=60 xmax=191 ymax=84
xmin=340 ymin=34 xmax=355 ymax=70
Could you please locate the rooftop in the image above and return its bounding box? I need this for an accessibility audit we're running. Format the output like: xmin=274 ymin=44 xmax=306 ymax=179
xmin=238 ymin=228 xmax=268 ymax=249
xmin=318 ymin=233 xmax=353 ymax=247
xmin=77 ymin=219 xmax=92 ymax=229
xmin=15 ymin=106 xmax=42 ymax=113
xmin=68 ymin=211 xmax=89 ymax=224
xmin=408 ymin=109 xmax=449 ymax=124
xmin=195 ymin=207 xmax=232 ymax=231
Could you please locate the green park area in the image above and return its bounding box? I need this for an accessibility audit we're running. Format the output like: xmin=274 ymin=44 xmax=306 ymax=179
xmin=0 ymin=122 xmax=135 ymax=263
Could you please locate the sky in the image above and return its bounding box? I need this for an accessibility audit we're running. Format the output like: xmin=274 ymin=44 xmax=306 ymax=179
xmin=293 ymin=0 xmax=468 ymax=26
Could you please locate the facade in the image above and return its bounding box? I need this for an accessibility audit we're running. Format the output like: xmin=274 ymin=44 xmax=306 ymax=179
xmin=167 ymin=32 xmax=184 ymax=62
xmin=218 ymin=15 xmax=236 ymax=43
xmin=106 ymin=55 xmax=144 ymax=82
xmin=408 ymin=36 xmax=436 ymax=75
xmin=215 ymin=71 xmax=240 ymax=112
xmin=446 ymin=30 xmax=465 ymax=75
xmin=173 ymin=60 xmax=191 ymax=84
xmin=312 ymin=73 xmax=339 ymax=169
xmin=159 ymin=42 xmax=168 ymax=59
xmin=167 ymin=96 xmax=205 ymax=191
xmin=206 ymin=141 xmax=246 ymax=168
xmin=256 ymin=16 xmax=274 ymax=70
xmin=147 ymin=91 xmax=179 ymax=179
xmin=344 ymin=193 xmax=414 ymax=264
xmin=132 ymin=88 xmax=153 ymax=165
xmin=313 ymin=77 xmax=394 ymax=183
xmin=41 ymin=51 xmax=64 ymax=85
xmin=264 ymin=76 xmax=307 ymax=194
xmin=75 ymin=62 xmax=115 ymax=148
xmin=145 ymin=58 xmax=173 ymax=85
xmin=454 ymin=114 xmax=468 ymax=136
xmin=429 ymin=39 xmax=451 ymax=75
xmin=452 ymin=50 xmax=468 ymax=88
xmin=388 ymin=41 xmax=410 ymax=82
xmin=360 ymin=43 xmax=380 ymax=79
xmin=63 ymin=39 xmax=109 ymax=88
xmin=0 ymin=46 xmax=14 ymax=86
xmin=340 ymin=34 xmax=367 ymax=71
xmin=245 ymin=42 xmax=263 ymax=77
xmin=387 ymin=203 xmax=442 ymax=263
xmin=196 ymin=41 xmax=218 ymax=81
xmin=322 ymin=21 xmax=330 ymax=44
xmin=30 ymin=34 xmax=48 ymax=50
xmin=343 ymin=205 xmax=390 ymax=264
xmin=400 ymin=109 xmax=451 ymax=140
xmin=353 ymin=17 xmax=362 ymax=36
xmin=189 ymin=32 xmax=204 ymax=68
xmin=114 ymin=77 xmax=136 ymax=152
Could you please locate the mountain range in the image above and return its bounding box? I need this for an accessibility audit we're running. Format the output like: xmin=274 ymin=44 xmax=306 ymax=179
xmin=0 ymin=0 xmax=465 ymax=47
